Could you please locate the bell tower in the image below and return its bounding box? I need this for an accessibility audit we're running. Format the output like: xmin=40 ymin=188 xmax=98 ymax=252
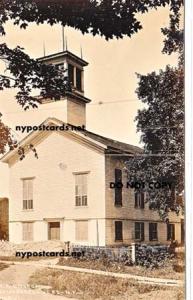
xmin=38 ymin=50 xmax=91 ymax=127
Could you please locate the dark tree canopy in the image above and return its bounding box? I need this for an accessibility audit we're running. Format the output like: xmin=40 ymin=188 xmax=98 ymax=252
xmin=0 ymin=0 xmax=183 ymax=40
xmin=0 ymin=0 xmax=183 ymax=108
xmin=0 ymin=0 xmax=184 ymax=178
xmin=126 ymin=62 xmax=184 ymax=220
xmin=0 ymin=43 xmax=72 ymax=110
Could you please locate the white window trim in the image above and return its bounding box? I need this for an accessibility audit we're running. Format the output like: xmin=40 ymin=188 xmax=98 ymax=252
xmin=73 ymin=172 xmax=89 ymax=207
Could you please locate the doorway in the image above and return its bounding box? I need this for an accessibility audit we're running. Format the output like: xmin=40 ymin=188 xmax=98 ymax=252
xmin=48 ymin=222 xmax=60 ymax=240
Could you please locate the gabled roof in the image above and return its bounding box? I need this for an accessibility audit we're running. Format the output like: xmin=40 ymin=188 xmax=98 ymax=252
xmin=83 ymin=129 xmax=142 ymax=155
xmin=1 ymin=117 xmax=142 ymax=163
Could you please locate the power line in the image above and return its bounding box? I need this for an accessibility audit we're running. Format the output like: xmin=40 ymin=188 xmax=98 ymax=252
xmin=1 ymin=110 xmax=183 ymax=130
xmin=88 ymin=99 xmax=139 ymax=105
xmin=1 ymin=99 xmax=140 ymax=114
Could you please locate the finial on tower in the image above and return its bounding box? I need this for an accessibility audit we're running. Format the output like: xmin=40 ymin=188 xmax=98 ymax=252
xmin=65 ymin=36 xmax=68 ymax=51
xmin=80 ymin=45 xmax=83 ymax=59
xmin=43 ymin=41 xmax=46 ymax=57
xmin=62 ymin=26 xmax=65 ymax=51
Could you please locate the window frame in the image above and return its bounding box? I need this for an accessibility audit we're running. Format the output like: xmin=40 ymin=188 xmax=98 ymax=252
xmin=149 ymin=222 xmax=158 ymax=241
xmin=74 ymin=172 xmax=88 ymax=207
xmin=115 ymin=221 xmax=123 ymax=241
xmin=167 ymin=223 xmax=175 ymax=241
xmin=135 ymin=222 xmax=145 ymax=241
xmin=134 ymin=192 xmax=145 ymax=209
xmin=22 ymin=178 xmax=34 ymax=211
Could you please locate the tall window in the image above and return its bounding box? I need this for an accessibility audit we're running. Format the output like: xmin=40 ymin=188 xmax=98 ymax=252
xmin=149 ymin=223 xmax=158 ymax=241
xmin=76 ymin=68 xmax=82 ymax=91
xmin=115 ymin=168 xmax=122 ymax=206
xmin=135 ymin=222 xmax=144 ymax=241
xmin=134 ymin=192 xmax=145 ymax=209
xmin=75 ymin=220 xmax=88 ymax=241
xmin=23 ymin=178 xmax=33 ymax=210
xmin=68 ymin=63 xmax=74 ymax=86
xmin=167 ymin=223 xmax=175 ymax=241
xmin=115 ymin=221 xmax=123 ymax=241
xmin=22 ymin=222 xmax=33 ymax=241
xmin=75 ymin=173 xmax=88 ymax=206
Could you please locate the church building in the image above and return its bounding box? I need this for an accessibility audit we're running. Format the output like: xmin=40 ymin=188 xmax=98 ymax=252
xmin=0 ymin=50 xmax=183 ymax=246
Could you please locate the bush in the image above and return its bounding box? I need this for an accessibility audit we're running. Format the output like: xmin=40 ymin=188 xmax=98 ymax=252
xmin=135 ymin=244 xmax=173 ymax=268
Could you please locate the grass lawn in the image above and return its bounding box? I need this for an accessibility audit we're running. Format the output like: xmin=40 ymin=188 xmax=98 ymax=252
xmin=29 ymin=268 xmax=184 ymax=300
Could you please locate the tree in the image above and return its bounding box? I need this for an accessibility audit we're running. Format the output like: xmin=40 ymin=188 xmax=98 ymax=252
xmin=0 ymin=0 xmax=183 ymax=158
xmin=126 ymin=15 xmax=184 ymax=219
xmin=127 ymin=63 xmax=184 ymax=220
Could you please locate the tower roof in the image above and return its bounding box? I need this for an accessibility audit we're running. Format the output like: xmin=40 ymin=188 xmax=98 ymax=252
xmin=38 ymin=50 xmax=88 ymax=67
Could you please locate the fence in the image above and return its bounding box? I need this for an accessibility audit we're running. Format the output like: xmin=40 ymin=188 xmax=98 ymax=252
xmin=69 ymin=243 xmax=136 ymax=263
xmin=65 ymin=242 xmax=173 ymax=266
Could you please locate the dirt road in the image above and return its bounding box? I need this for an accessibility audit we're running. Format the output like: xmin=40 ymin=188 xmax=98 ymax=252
xmin=0 ymin=263 xmax=76 ymax=300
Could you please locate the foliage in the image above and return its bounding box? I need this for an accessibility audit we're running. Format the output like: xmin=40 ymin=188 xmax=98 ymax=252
xmin=0 ymin=0 xmax=183 ymax=105
xmin=135 ymin=244 xmax=173 ymax=268
xmin=0 ymin=0 xmax=183 ymax=40
xmin=0 ymin=0 xmax=183 ymax=160
xmin=0 ymin=114 xmax=17 ymax=154
xmin=0 ymin=43 xmax=71 ymax=110
xmin=126 ymin=62 xmax=184 ymax=219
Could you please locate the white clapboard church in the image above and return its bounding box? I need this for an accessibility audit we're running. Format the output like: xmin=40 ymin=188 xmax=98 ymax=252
xmin=0 ymin=50 xmax=183 ymax=245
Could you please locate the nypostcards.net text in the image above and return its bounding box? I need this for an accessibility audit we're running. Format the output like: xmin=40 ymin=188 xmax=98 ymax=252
xmin=15 ymin=124 xmax=86 ymax=133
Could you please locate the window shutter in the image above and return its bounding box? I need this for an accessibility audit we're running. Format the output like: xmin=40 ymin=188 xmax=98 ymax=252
xmin=28 ymin=180 xmax=33 ymax=200
xmin=141 ymin=223 xmax=144 ymax=241
xmin=134 ymin=193 xmax=138 ymax=208
xmin=167 ymin=224 xmax=170 ymax=240
xmin=135 ymin=222 xmax=139 ymax=239
xmin=149 ymin=223 xmax=153 ymax=241
xmin=23 ymin=180 xmax=28 ymax=200
xmin=115 ymin=221 xmax=123 ymax=241
xmin=141 ymin=193 xmax=145 ymax=208
xmin=23 ymin=222 xmax=33 ymax=241
xmin=167 ymin=224 xmax=175 ymax=240
xmin=115 ymin=169 xmax=122 ymax=206
xmin=172 ymin=224 xmax=175 ymax=240
xmin=75 ymin=220 xmax=88 ymax=241
xmin=154 ymin=223 xmax=158 ymax=240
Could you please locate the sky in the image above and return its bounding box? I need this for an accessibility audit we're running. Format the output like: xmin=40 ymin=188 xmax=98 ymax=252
xmin=0 ymin=7 xmax=179 ymax=146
